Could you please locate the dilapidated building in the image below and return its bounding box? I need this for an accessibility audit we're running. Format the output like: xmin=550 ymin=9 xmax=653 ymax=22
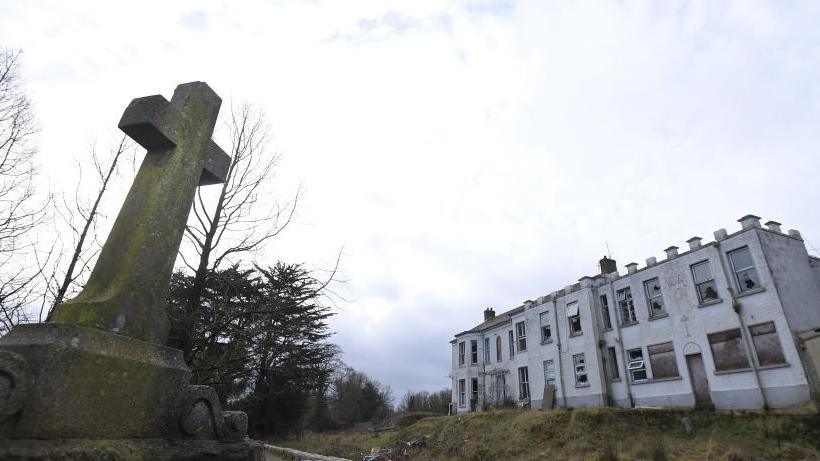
xmin=450 ymin=215 xmax=820 ymax=412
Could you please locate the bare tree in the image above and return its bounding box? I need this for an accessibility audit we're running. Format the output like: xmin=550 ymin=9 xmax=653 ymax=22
xmin=0 ymin=49 xmax=45 ymax=334
xmin=175 ymin=103 xmax=298 ymax=363
xmin=41 ymin=135 xmax=134 ymax=320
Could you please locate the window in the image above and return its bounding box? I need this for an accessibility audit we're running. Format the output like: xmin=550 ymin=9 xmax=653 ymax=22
xmin=691 ymin=260 xmax=719 ymax=303
xmin=508 ymin=330 xmax=514 ymax=358
xmin=539 ymin=311 xmax=552 ymax=343
xmin=458 ymin=342 xmax=465 ymax=366
xmin=600 ymin=295 xmax=613 ymax=330
xmin=494 ymin=374 xmax=506 ymax=401
xmin=484 ymin=337 xmax=490 ymax=363
xmin=573 ymin=353 xmax=589 ymax=386
xmin=458 ymin=379 xmax=466 ymax=406
xmin=516 ymin=321 xmax=527 ymax=352
xmin=606 ymin=346 xmax=620 ymax=379
xmin=518 ymin=366 xmax=530 ymax=400
xmin=543 ymin=360 xmax=556 ymax=388
xmin=471 ymin=378 xmax=479 ymax=406
xmin=728 ymin=247 xmax=761 ymax=293
xmin=627 ymin=348 xmax=647 ymax=381
xmin=617 ymin=287 xmax=637 ymax=325
xmin=470 ymin=340 xmax=478 ymax=364
xmin=647 ymin=342 xmax=679 ymax=379
xmin=643 ymin=278 xmax=666 ymax=317
xmin=567 ymin=302 xmax=582 ymax=335
xmin=708 ymin=328 xmax=750 ymax=372
xmin=496 ymin=336 xmax=502 ymax=362
xmin=749 ymin=321 xmax=786 ymax=366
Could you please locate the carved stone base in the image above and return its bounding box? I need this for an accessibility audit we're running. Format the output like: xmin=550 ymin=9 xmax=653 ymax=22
xmin=0 ymin=438 xmax=263 ymax=460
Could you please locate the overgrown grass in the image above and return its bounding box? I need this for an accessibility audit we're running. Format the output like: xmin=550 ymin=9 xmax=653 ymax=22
xmin=276 ymin=408 xmax=820 ymax=460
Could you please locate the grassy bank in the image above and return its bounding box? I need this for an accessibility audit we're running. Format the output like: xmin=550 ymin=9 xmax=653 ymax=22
xmin=278 ymin=408 xmax=820 ymax=460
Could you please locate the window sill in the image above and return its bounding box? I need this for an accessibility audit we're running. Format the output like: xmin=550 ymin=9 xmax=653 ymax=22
xmin=610 ymin=378 xmax=622 ymax=382
xmin=757 ymin=362 xmax=790 ymax=371
xmin=575 ymin=383 xmax=591 ymax=388
xmin=735 ymin=287 xmax=765 ymax=299
xmin=697 ymin=298 xmax=723 ymax=308
xmin=620 ymin=321 xmax=639 ymax=328
xmin=631 ymin=376 xmax=682 ymax=385
xmin=603 ymin=328 xmax=613 ymax=332
xmin=569 ymin=332 xmax=583 ymax=338
xmin=541 ymin=339 xmax=553 ymax=345
xmin=714 ymin=367 xmax=753 ymax=376
xmin=648 ymin=313 xmax=669 ymax=321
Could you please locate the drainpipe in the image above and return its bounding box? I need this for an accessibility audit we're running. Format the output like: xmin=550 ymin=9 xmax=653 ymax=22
xmin=552 ymin=297 xmax=568 ymax=407
xmin=714 ymin=241 xmax=768 ymax=411
xmin=609 ymin=277 xmax=635 ymax=408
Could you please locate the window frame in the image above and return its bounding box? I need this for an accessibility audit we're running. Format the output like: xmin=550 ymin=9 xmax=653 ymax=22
xmin=483 ymin=337 xmax=491 ymax=363
xmin=727 ymin=246 xmax=762 ymax=293
xmin=647 ymin=341 xmax=679 ymax=379
xmin=567 ymin=301 xmax=582 ymax=336
xmin=518 ymin=366 xmax=530 ymax=400
xmin=627 ymin=348 xmax=647 ymax=382
xmin=539 ymin=311 xmax=552 ymax=343
xmin=617 ymin=287 xmax=637 ymax=325
xmin=543 ymin=359 xmax=556 ymax=388
xmin=690 ymin=260 xmax=719 ymax=304
xmin=471 ymin=377 xmax=479 ymax=405
xmin=470 ymin=339 xmax=478 ymax=365
xmin=606 ymin=346 xmax=620 ymax=380
xmin=600 ymin=295 xmax=613 ymax=330
xmin=516 ymin=321 xmax=527 ymax=352
xmin=496 ymin=335 xmax=502 ymax=362
xmin=748 ymin=321 xmax=787 ymax=367
xmin=458 ymin=379 xmax=466 ymax=406
xmin=508 ymin=330 xmax=514 ymax=358
xmin=458 ymin=341 xmax=465 ymax=366
xmin=707 ymin=328 xmax=751 ymax=372
xmin=573 ymin=353 xmax=589 ymax=386
xmin=643 ymin=277 xmax=666 ymax=318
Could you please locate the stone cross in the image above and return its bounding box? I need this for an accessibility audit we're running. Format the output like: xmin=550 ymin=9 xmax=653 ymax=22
xmin=51 ymin=82 xmax=230 ymax=344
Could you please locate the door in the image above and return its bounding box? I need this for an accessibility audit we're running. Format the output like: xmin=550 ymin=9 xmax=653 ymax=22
xmin=686 ymin=354 xmax=712 ymax=407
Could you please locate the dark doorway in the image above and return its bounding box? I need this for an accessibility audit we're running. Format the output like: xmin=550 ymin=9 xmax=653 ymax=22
xmin=686 ymin=354 xmax=712 ymax=408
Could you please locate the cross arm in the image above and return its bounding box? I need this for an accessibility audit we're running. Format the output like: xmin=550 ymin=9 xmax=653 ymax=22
xmin=200 ymin=140 xmax=231 ymax=185
xmin=118 ymin=95 xmax=183 ymax=150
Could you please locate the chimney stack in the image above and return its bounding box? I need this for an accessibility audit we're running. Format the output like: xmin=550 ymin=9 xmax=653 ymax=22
xmin=686 ymin=236 xmax=702 ymax=251
xmin=484 ymin=308 xmax=495 ymax=321
xmin=738 ymin=214 xmax=761 ymax=230
xmin=626 ymin=262 xmax=638 ymax=274
xmin=765 ymin=221 xmax=782 ymax=233
xmin=599 ymin=256 xmax=617 ymax=275
xmin=646 ymin=256 xmax=657 ymax=267
xmin=664 ymin=246 xmax=679 ymax=259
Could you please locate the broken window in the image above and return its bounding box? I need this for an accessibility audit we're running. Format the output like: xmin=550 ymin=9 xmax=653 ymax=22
xmin=627 ymin=348 xmax=647 ymax=381
xmin=458 ymin=341 xmax=465 ymax=366
xmin=470 ymin=340 xmax=478 ymax=364
xmin=691 ymin=260 xmax=719 ymax=303
xmin=567 ymin=302 xmax=582 ymax=335
xmin=516 ymin=321 xmax=527 ymax=352
xmin=518 ymin=366 xmax=530 ymax=400
xmin=543 ymin=359 xmax=556 ymax=388
xmin=508 ymin=330 xmax=514 ymax=358
xmin=749 ymin=321 xmax=786 ymax=366
xmin=600 ymin=295 xmax=613 ymax=330
xmin=708 ymin=328 xmax=750 ymax=372
xmin=606 ymin=346 xmax=620 ymax=379
xmin=573 ymin=353 xmax=589 ymax=386
xmin=471 ymin=378 xmax=479 ymax=407
xmin=458 ymin=379 xmax=466 ymax=406
xmin=484 ymin=337 xmax=490 ymax=363
xmin=647 ymin=342 xmax=679 ymax=379
xmin=643 ymin=278 xmax=666 ymax=317
xmin=617 ymin=287 xmax=637 ymax=325
xmin=539 ymin=311 xmax=552 ymax=343
xmin=728 ymin=247 xmax=761 ymax=293
xmin=496 ymin=336 xmax=502 ymax=362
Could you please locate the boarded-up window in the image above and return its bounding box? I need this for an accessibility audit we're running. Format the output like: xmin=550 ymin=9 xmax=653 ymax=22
xmin=648 ymin=342 xmax=679 ymax=379
xmin=749 ymin=321 xmax=786 ymax=366
xmin=708 ymin=328 xmax=750 ymax=371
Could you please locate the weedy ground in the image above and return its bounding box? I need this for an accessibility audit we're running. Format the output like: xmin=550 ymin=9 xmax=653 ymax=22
xmin=276 ymin=407 xmax=820 ymax=460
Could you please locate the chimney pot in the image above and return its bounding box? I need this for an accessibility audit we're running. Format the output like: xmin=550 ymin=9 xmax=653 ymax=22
xmin=788 ymin=229 xmax=803 ymax=240
xmin=646 ymin=256 xmax=657 ymax=266
xmin=686 ymin=236 xmax=702 ymax=251
xmin=765 ymin=221 xmax=782 ymax=233
xmin=664 ymin=246 xmax=679 ymax=259
xmin=738 ymin=214 xmax=762 ymax=230
xmin=714 ymin=228 xmax=728 ymax=241
xmin=483 ymin=308 xmax=495 ymax=321
xmin=626 ymin=262 xmax=638 ymax=274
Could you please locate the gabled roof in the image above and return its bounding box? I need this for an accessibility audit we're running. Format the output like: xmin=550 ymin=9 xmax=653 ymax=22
xmin=454 ymin=305 xmax=524 ymax=338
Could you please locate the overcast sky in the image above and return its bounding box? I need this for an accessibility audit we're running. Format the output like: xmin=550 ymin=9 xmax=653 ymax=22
xmin=2 ymin=0 xmax=820 ymax=400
